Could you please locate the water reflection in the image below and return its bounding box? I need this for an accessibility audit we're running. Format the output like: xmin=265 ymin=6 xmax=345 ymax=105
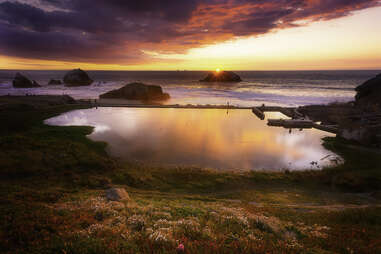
xmin=46 ymin=108 xmax=338 ymax=171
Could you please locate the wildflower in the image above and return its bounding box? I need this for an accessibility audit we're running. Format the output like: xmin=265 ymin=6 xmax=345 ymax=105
xmin=87 ymin=223 xmax=107 ymax=234
xmin=148 ymin=228 xmax=172 ymax=243
xmin=127 ymin=214 xmax=146 ymax=231
xmin=153 ymin=219 xmax=173 ymax=228
xmin=176 ymin=243 xmax=185 ymax=252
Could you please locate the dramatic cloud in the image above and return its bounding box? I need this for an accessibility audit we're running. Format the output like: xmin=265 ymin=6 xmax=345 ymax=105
xmin=0 ymin=0 xmax=379 ymax=64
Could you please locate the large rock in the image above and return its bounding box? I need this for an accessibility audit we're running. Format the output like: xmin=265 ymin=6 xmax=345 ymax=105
xmin=106 ymin=187 xmax=130 ymax=201
xmin=355 ymin=73 xmax=381 ymax=109
xmin=200 ymin=71 xmax=242 ymax=82
xmin=99 ymin=82 xmax=170 ymax=101
xmin=13 ymin=73 xmax=41 ymax=88
xmin=48 ymin=79 xmax=62 ymax=85
xmin=63 ymin=68 xmax=93 ymax=87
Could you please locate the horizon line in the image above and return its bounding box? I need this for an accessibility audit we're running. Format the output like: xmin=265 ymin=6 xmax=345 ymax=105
xmin=1 ymin=68 xmax=380 ymax=72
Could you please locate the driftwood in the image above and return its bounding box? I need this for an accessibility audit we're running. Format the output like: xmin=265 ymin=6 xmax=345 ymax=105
xmin=267 ymin=119 xmax=313 ymax=129
xmin=312 ymin=123 xmax=339 ymax=134
xmin=252 ymin=106 xmax=296 ymax=118
xmin=252 ymin=107 xmax=265 ymax=120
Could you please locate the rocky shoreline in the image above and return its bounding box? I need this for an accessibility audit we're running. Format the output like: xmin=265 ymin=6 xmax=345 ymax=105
xmin=5 ymin=70 xmax=381 ymax=148
xmin=251 ymin=73 xmax=381 ymax=147
xmin=1 ymin=87 xmax=381 ymax=254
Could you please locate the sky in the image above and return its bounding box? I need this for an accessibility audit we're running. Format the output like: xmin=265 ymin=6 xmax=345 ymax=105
xmin=0 ymin=0 xmax=380 ymax=70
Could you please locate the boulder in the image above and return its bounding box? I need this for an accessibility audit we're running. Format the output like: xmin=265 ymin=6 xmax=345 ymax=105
xmin=355 ymin=73 xmax=381 ymax=109
xmin=32 ymin=80 xmax=40 ymax=87
xmin=13 ymin=73 xmax=41 ymax=88
xmin=200 ymin=71 xmax=241 ymax=82
xmin=106 ymin=187 xmax=130 ymax=201
xmin=48 ymin=79 xmax=62 ymax=85
xmin=99 ymin=82 xmax=170 ymax=101
xmin=63 ymin=68 xmax=93 ymax=86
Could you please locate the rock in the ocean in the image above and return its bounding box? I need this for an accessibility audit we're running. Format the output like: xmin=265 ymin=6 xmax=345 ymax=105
xmin=48 ymin=79 xmax=62 ymax=85
xmin=355 ymin=73 xmax=381 ymax=109
xmin=32 ymin=80 xmax=40 ymax=87
xmin=99 ymin=82 xmax=170 ymax=101
xmin=200 ymin=71 xmax=242 ymax=82
xmin=63 ymin=68 xmax=93 ymax=86
xmin=106 ymin=187 xmax=130 ymax=201
xmin=13 ymin=73 xmax=41 ymax=88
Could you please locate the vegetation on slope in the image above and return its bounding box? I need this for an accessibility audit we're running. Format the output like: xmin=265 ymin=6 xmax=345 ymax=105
xmin=0 ymin=96 xmax=380 ymax=254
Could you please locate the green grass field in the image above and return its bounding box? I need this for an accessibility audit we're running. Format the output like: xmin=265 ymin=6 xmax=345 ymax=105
xmin=1 ymin=99 xmax=381 ymax=253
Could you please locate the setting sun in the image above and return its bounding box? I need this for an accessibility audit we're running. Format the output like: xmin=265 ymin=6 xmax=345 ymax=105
xmin=216 ymin=68 xmax=221 ymax=73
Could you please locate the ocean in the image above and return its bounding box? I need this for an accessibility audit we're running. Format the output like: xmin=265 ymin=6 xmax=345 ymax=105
xmin=1 ymin=70 xmax=379 ymax=107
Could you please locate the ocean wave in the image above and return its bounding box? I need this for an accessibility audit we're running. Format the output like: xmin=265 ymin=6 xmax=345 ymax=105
xmin=0 ymin=70 xmax=371 ymax=107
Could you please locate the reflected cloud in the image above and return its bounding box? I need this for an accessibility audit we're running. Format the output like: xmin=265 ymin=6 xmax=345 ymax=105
xmin=46 ymin=110 xmax=111 ymax=133
xmin=46 ymin=108 xmax=338 ymax=171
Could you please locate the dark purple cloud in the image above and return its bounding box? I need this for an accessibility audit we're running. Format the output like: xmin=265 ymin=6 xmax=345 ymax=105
xmin=0 ymin=0 xmax=379 ymax=64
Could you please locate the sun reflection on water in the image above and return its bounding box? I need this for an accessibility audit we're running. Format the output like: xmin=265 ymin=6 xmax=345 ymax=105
xmin=46 ymin=108 xmax=337 ymax=171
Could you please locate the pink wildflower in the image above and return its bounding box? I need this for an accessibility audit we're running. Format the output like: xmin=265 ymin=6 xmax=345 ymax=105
xmin=176 ymin=243 xmax=185 ymax=252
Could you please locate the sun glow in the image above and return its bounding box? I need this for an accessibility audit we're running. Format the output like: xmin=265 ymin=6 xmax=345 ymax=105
xmin=216 ymin=68 xmax=221 ymax=73
xmin=1 ymin=6 xmax=380 ymax=70
xmin=136 ymin=6 xmax=381 ymax=71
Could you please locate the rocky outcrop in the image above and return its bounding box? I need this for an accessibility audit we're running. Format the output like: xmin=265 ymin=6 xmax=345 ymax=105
xmin=298 ymin=103 xmax=360 ymax=125
xmin=48 ymin=79 xmax=62 ymax=85
xmin=13 ymin=73 xmax=41 ymax=88
xmin=106 ymin=188 xmax=130 ymax=201
xmin=355 ymin=73 xmax=381 ymax=110
xmin=32 ymin=80 xmax=40 ymax=87
xmin=99 ymin=82 xmax=170 ymax=101
xmin=63 ymin=68 xmax=93 ymax=87
xmin=200 ymin=71 xmax=242 ymax=82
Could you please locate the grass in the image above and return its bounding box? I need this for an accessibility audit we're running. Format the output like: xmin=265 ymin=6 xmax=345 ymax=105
xmin=1 ymin=97 xmax=381 ymax=253
xmin=321 ymin=137 xmax=381 ymax=191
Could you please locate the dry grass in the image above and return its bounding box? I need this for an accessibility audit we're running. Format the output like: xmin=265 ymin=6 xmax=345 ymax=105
xmin=1 ymin=97 xmax=381 ymax=253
